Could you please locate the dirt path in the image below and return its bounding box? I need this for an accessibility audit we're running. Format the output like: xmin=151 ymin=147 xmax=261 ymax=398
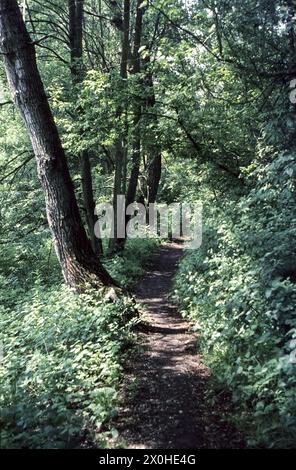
xmin=114 ymin=242 xmax=244 ymax=449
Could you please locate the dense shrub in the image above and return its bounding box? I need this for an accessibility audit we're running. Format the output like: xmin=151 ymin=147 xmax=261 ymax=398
xmin=174 ymin=152 xmax=296 ymax=448
xmin=0 ymin=237 xmax=159 ymax=448
xmin=105 ymin=237 xmax=161 ymax=289
xmin=0 ymin=285 xmax=138 ymax=448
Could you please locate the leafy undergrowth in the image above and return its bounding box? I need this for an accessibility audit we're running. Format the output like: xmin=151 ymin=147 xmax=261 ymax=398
xmin=105 ymin=238 xmax=161 ymax=289
xmin=0 ymin=288 xmax=138 ymax=448
xmin=174 ymin=154 xmax=296 ymax=449
xmin=0 ymin=238 xmax=159 ymax=448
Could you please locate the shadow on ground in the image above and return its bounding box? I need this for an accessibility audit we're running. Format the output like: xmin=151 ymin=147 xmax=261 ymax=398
xmin=113 ymin=242 xmax=244 ymax=449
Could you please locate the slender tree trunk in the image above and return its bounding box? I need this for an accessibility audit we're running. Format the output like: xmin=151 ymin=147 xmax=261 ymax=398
xmin=125 ymin=0 xmax=144 ymax=208
xmin=148 ymin=151 xmax=161 ymax=204
xmin=0 ymin=0 xmax=115 ymax=290
xmin=109 ymin=0 xmax=130 ymax=253
xmin=113 ymin=0 xmax=146 ymax=251
xmin=81 ymin=153 xmax=102 ymax=256
xmin=144 ymin=57 xmax=161 ymax=204
xmin=68 ymin=0 xmax=103 ymax=255
xmin=69 ymin=0 xmax=83 ymax=79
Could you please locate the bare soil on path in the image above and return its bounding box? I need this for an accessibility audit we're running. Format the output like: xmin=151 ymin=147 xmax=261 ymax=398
xmin=114 ymin=242 xmax=244 ymax=449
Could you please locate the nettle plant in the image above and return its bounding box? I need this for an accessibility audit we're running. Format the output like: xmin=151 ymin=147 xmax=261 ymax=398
xmin=174 ymin=149 xmax=296 ymax=448
xmin=0 ymin=284 xmax=138 ymax=448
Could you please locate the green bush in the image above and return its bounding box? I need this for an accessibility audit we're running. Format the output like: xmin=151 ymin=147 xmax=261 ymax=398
xmin=174 ymin=152 xmax=296 ymax=448
xmin=105 ymin=237 xmax=161 ymax=288
xmin=0 ymin=237 xmax=160 ymax=448
xmin=0 ymin=285 xmax=138 ymax=448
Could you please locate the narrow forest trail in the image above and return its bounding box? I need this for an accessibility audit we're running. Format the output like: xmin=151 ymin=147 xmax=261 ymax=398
xmin=113 ymin=242 xmax=244 ymax=449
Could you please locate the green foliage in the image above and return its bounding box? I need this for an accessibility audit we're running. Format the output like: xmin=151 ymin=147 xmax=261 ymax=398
xmin=0 ymin=230 xmax=161 ymax=448
xmin=1 ymin=0 xmax=296 ymax=450
xmin=105 ymin=238 xmax=161 ymax=289
xmin=158 ymin=153 xmax=201 ymax=203
xmin=0 ymin=284 xmax=138 ymax=448
xmin=174 ymin=151 xmax=296 ymax=448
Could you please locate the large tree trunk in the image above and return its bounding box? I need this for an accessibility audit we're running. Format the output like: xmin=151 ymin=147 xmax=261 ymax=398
xmin=0 ymin=0 xmax=115 ymax=290
xmin=68 ymin=0 xmax=103 ymax=255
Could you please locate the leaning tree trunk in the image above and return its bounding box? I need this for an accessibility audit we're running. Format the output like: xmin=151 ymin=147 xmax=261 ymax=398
xmin=0 ymin=0 xmax=115 ymax=290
